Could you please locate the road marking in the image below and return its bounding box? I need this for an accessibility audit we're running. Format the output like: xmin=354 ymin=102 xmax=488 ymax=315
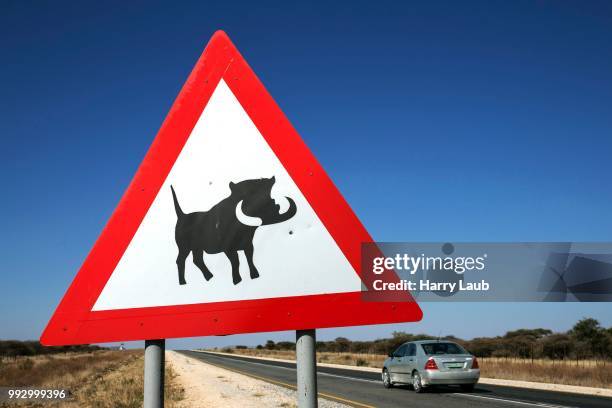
xmin=189 ymin=354 xmax=376 ymax=408
xmin=318 ymin=371 xmax=381 ymax=384
xmin=204 ymin=352 xmax=381 ymax=384
xmin=452 ymin=392 xmax=576 ymax=408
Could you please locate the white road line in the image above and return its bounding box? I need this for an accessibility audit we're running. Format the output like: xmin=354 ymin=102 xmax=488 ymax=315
xmin=452 ymin=393 xmax=576 ymax=408
xmin=207 ymin=355 xmax=295 ymax=371
xmin=318 ymin=371 xmax=381 ymax=384
xmin=206 ymin=354 xmax=381 ymax=384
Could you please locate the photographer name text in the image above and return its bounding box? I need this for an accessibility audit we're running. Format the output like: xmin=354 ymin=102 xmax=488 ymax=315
xmin=372 ymin=279 xmax=490 ymax=292
xmin=370 ymin=253 xmax=490 ymax=292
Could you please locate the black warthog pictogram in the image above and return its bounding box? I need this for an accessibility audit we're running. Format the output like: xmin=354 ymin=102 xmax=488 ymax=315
xmin=170 ymin=177 xmax=297 ymax=285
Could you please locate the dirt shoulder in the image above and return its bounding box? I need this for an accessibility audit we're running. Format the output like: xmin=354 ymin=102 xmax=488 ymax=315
xmin=167 ymin=351 xmax=348 ymax=408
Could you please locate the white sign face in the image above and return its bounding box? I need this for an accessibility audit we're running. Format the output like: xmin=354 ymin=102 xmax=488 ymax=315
xmin=93 ymin=80 xmax=361 ymax=311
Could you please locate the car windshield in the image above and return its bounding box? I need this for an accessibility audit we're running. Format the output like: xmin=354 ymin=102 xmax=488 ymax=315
xmin=421 ymin=342 xmax=467 ymax=355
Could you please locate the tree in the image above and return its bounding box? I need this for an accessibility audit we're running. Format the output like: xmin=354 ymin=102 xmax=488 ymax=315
xmin=276 ymin=341 xmax=295 ymax=350
xmin=463 ymin=338 xmax=500 ymax=358
xmin=571 ymin=318 xmax=601 ymax=342
xmin=315 ymin=341 xmax=328 ymax=352
xmin=570 ymin=318 xmax=607 ymax=357
xmin=504 ymin=329 xmax=551 ymax=340
xmin=542 ymin=334 xmax=573 ymax=359
xmin=334 ymin=337 xmax=351 ymax=353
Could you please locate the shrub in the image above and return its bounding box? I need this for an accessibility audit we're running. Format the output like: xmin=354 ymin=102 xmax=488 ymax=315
xmin=17 ymin=358 xmax=34 ymax=370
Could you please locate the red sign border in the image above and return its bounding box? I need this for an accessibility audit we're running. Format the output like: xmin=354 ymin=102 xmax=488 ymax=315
xmin=41 ymin=31 xmax=421 ymax=346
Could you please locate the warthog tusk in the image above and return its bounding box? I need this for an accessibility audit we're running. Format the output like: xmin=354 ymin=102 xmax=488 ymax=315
xmin=235 ymin=200 xmax=263 ymax=227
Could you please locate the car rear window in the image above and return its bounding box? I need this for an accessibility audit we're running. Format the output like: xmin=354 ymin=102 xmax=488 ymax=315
xmin=421 ymin=342 xmax=467 ymax=355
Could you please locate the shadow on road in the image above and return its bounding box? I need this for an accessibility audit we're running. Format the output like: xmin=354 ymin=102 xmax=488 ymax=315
xmin=391 ymin=384 xmax=492 ymax=394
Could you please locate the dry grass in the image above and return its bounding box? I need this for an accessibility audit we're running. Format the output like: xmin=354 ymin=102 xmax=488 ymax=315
xmin=317 ymin=352 xmax=385 ymax=368
xmin=0 ymin=350 xmax=184 ymax=408
xmin=222 ymin=348 xmax=386 ymax=368
xmin=478 ymin=357 xmax=604 ymax=368
xmin=223 ymin=348 xmax=612 ymax=389
xmin=478 ymin=357 xmax=611 ymax=389
xmin=0 ymin=351 xmax=135 ymax=388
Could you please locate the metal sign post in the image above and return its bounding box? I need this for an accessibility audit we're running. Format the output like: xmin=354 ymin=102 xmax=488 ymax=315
xmin=144 ymin=339 xmax=165 ymax=408
xmin=296 ymin=329 xmax=318 ymax=408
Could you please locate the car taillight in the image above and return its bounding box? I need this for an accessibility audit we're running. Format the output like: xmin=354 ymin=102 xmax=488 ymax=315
xmin=471 ymin=357 xmax=479 ymax=369
xmin=424 ymin=358 xmax=438 ymax=370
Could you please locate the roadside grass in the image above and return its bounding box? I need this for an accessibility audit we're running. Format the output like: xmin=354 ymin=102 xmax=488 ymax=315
xmin=317 ymin=352 xmax=385 ymax=368
xmin=218 ymin=348 xmax=612 ymax=389
xmin=217 ymin=348 xmax=386 ymax=368
xmin=0 ymin=351 xmax=136 ymax=389
xmin=0 ymin=351 xmax=184 ymax=407
xmin=478 ymin=357 xmax=611 ymax=389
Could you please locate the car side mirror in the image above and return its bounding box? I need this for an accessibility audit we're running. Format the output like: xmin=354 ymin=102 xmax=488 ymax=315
xmin=388 ymin=351 xmax=394 ymax=358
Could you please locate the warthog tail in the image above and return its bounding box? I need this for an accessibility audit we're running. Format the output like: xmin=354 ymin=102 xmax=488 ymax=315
xmin=170 ymin=185 xmax=184 ymax=217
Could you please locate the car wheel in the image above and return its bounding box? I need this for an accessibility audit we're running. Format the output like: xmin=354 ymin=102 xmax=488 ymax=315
xmin=382 ymin=369 xmax=393 ymax=388
xmin=412 ymin=371 xmax=425 ymax=393
xmin=460 ymin=384 xmax=475 ymax=392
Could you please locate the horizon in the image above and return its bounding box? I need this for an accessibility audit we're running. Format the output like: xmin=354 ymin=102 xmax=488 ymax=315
xmin=3 ymin=314 xmax=607 ymax=350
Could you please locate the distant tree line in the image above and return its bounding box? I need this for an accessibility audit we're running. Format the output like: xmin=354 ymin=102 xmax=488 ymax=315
xmin=253 ymin=318 xmax=612 ymax=360
xmin=0 ymin=340 xmax=103 ymax=358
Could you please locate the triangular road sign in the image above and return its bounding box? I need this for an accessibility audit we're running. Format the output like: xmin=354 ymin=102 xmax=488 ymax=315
xmin=41 ymin=31 xmax=421 ymax=346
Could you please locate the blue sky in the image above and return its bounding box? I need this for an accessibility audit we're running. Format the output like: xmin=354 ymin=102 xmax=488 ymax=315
xmin=1 ymin=1 xmax=611 ymax=349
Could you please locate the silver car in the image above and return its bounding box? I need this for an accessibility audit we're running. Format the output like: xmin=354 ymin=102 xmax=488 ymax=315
xmin=382 ymin=340 xmax=480 ymax=393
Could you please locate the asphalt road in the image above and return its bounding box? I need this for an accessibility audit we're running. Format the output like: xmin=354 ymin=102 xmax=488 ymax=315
xmin=177 ymin=350 xmax=612 ymax=408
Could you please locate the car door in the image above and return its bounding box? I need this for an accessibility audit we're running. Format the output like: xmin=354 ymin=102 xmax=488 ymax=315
xmin=404 ymin=343 xmax=417 ymax=379
xmin=388 ymin=344 xmax=408 ymax=383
